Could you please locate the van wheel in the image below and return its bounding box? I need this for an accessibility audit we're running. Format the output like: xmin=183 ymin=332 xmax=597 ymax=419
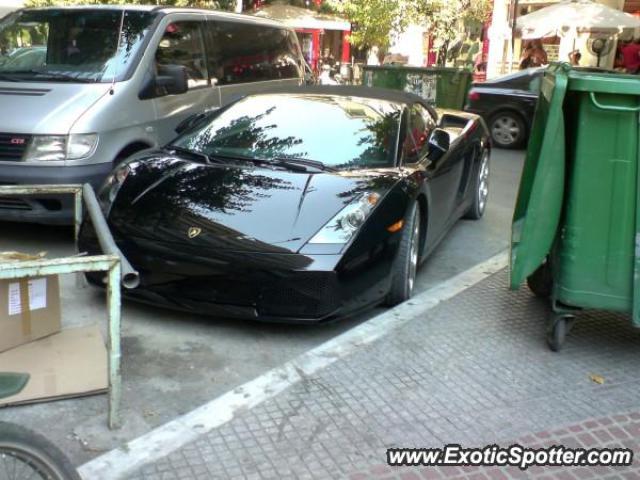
xmin=113 ymin=143 xmax=151 ymax=168
xmin=385 ymin=202 xmax=421 ymax=307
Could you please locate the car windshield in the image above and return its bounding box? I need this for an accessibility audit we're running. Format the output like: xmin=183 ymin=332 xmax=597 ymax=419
xmin=172 ymin=94 xmax=402 ymax=170
xmin=0 ymin=9 xmax=157 ymax=83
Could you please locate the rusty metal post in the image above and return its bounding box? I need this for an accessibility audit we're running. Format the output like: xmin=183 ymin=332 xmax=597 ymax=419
xmin=107 ymin=259 xmax=122 ymax=429
xmin=0 ymin=185 xmax=124 ymax=430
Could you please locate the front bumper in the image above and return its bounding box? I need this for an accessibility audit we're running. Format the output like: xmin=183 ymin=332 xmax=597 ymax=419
xmin=79 ymin=221 xmax=390 ymax=323
xmin=0 ymin=162 xmax=112 ymax=225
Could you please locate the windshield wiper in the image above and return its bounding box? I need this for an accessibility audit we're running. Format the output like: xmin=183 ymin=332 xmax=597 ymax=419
xmin=192 ymin=150 xmax=335 ymax=173
xmin=270 ymin=157 xmax=336 ymax=173
xmin=168 ymin=146 xmax=213 ymax=164
xmin=0 ymin=74 xmax=20 ymax=82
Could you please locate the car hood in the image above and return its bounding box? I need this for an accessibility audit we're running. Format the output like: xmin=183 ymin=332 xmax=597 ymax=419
xmin=0 ymin=81 xmax=111 ymax=134
xmin=111 ymin=158 xmax=401 ymax=254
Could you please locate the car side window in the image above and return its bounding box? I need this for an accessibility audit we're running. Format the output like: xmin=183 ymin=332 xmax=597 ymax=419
xmin=403 ymin=104 xmax=436 ymax=164
xmin=155 ymin=21 xmax=208 ymax=91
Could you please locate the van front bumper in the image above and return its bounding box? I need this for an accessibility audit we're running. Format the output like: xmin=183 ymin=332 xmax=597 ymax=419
xmin=0 ymin=162 xmax=112 ymax=225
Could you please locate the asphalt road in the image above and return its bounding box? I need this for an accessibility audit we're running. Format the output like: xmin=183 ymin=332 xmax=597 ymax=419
xmin=0 ymin=148 xmax=525 ymax=466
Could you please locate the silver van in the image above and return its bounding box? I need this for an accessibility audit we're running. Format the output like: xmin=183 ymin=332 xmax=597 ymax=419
xmin=0 ymin=6 xmax=304 ymax=224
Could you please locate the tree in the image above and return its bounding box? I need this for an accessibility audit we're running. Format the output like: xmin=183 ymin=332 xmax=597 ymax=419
xmin=331 ymin=0 xmax=412 ymax=51
xmin=417 ymin=0 xmax=492 ymax=65
xmin=333 ymin=0 xmax=491 ymax=62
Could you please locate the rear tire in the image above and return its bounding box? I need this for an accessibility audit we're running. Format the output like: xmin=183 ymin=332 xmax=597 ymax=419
xmin=489 ymin=111 xmax=526 ymax=149
xmin=464 ymin=149 xmax=490 ymax=220
xmin=0 ymin=421 xmax=81 ymax=480
xmin=385 ymin=202 xmax=421 ymax=307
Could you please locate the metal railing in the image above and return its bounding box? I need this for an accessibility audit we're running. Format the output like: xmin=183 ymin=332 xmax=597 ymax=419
xmin=0 ymin=184 xmax=125 ymax=429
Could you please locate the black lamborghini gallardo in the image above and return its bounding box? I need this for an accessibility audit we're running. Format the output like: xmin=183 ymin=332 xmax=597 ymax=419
xmin=79 ymin=86 xmax=491 ymax=322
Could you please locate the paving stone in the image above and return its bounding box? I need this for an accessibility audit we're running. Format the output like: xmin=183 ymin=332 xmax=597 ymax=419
xmin=125 ymin=270 xmax=640 ymax=480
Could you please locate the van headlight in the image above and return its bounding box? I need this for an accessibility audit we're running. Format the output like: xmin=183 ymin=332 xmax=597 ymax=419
xmin=67 ymin=134 xmax=99 ymax=159
xmin=307 ymin=192 xmax=380 ymax=244
xmin=24 ymin=134 xmax=98 ymax=161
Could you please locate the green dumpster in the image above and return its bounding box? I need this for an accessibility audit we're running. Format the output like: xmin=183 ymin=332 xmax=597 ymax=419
xmin=361 ymin=65 xmax=472 ymax=110
xmin=510 ymin=63 xmax=640 ymax=351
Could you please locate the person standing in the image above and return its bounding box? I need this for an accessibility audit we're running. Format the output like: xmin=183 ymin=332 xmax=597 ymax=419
xmin=520 ymin=40 xmax=547 ymax=69
xmin=569 ymin=49 xmax=582 ymax=66
xmin=620 ymin=39 xmax=640 ymax=73
xmin=520 ymin=41 xmax=534 ymax=69
xmin=528 ymin=40 xmax=548 ymax=67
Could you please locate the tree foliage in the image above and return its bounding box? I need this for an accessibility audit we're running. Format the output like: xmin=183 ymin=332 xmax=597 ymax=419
xmin=415 ymin=0 xmax=492 ymax=64
xmin=333 ymin=0 xmax=491 ymax=53
xmin=331 ymin=0 xmax=411 ymax=50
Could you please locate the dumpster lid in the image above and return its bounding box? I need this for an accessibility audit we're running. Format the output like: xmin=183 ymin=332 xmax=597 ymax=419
xmin=510 ymin=63 xmax=569 ymax=289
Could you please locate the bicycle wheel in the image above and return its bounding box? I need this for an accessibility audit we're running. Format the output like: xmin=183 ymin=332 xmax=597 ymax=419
xmin=0 ymin=422 xmax=80 ymax=480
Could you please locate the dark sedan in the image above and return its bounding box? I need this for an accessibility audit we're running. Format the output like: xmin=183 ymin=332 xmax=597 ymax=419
xmin=79 ymin=86 xmax=490 ymax=323
xmin=464 ymin=67 xmax=543 ymax=149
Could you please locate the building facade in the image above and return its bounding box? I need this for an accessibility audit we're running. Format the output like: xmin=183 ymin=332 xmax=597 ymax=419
xmin=487 ymin=0 xmax=637 ymax=78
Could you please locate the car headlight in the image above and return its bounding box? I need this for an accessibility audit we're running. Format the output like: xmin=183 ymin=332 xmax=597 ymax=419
xmin=308 ymin=192 xmax=380 ymax=244
xmin=97 ymin=164 xmax=130 ymax=214
xmin=24 ymin=134 xmax=98 ymax=161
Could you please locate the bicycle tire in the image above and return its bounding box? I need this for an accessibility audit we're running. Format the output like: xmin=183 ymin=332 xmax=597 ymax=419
xmin=0 ymin=421 xmax=80 ymax=480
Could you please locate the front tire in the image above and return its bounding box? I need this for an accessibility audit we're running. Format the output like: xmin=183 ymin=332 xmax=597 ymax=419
xmin=465 ymin=149 xmax=490 ymax=220
xmin=0 ymin=421 xmax=81 ymax=480
xmin=385 ymin=202 xmax=421 ymax=306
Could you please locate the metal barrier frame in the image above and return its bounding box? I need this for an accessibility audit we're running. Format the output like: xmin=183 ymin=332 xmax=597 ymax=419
xmin=0 ymin=185 xmax=122 ymax=429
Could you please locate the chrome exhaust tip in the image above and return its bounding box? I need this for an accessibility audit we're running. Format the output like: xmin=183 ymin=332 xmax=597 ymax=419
xmin=122 ymin=272 xmax=140 ymax=290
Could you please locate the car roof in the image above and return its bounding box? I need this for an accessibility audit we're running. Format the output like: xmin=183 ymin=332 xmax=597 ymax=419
xmin=17 ymin=5 xmax=285 ymax=28
xmin=482 ymin=67 xmax=544 ymax=85
xmin=246 ymin=85 xmax=438 ymax=117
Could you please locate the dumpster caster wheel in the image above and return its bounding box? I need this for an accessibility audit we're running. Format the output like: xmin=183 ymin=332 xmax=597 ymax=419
xmin=547 ymin=314 xmax=574 ymax=352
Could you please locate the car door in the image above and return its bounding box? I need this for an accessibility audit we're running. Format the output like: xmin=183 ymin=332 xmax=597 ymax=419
xmin=402 ymin=103 xmax=452 ymax=242
xmin=150 ymin=15 xmax=220 ymax=144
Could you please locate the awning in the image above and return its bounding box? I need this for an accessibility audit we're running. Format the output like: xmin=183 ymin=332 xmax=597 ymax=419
xmin=516 ymin=0 xmax=640 ymax=38
xmin=253 ymin=4 xmax=350 ymax=32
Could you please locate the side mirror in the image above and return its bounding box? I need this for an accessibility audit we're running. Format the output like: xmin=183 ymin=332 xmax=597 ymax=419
xmin=175 ymin=112 xmax=208 ymax=135
xmin=427 ymin=128 xmax=450 ymax=162
xmin=156 ymin=64 xmax=188 ymax=95
xmin=139 ymin=64 xmax=188 ymax=100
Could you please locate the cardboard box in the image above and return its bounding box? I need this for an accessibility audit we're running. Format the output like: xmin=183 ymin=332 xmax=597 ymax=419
xmin=0 ymin=325 xmax=108 ymax=406
xmin=0 ymin=275 xmax=61 ymax=353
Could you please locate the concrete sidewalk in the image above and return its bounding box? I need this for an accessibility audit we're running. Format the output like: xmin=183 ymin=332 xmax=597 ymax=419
xmin=80 ymin=257 xmax=640 ymax=480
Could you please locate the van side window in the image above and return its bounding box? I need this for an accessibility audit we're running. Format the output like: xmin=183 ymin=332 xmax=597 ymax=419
xmin=207 ymin=21 xmax=301 ymax=85
xmin=155 ymin=21 xmax=208 ymax=90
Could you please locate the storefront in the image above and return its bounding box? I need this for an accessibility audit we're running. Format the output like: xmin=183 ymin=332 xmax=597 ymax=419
xmin=253 ymin=3 xmax=351 ymax=71
xmin=487 ymin=0 xmax=638 ymax=78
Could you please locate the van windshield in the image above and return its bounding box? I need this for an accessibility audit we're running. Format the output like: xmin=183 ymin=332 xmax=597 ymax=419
xmin=0 ymin=9 xmax=157 ymax=83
